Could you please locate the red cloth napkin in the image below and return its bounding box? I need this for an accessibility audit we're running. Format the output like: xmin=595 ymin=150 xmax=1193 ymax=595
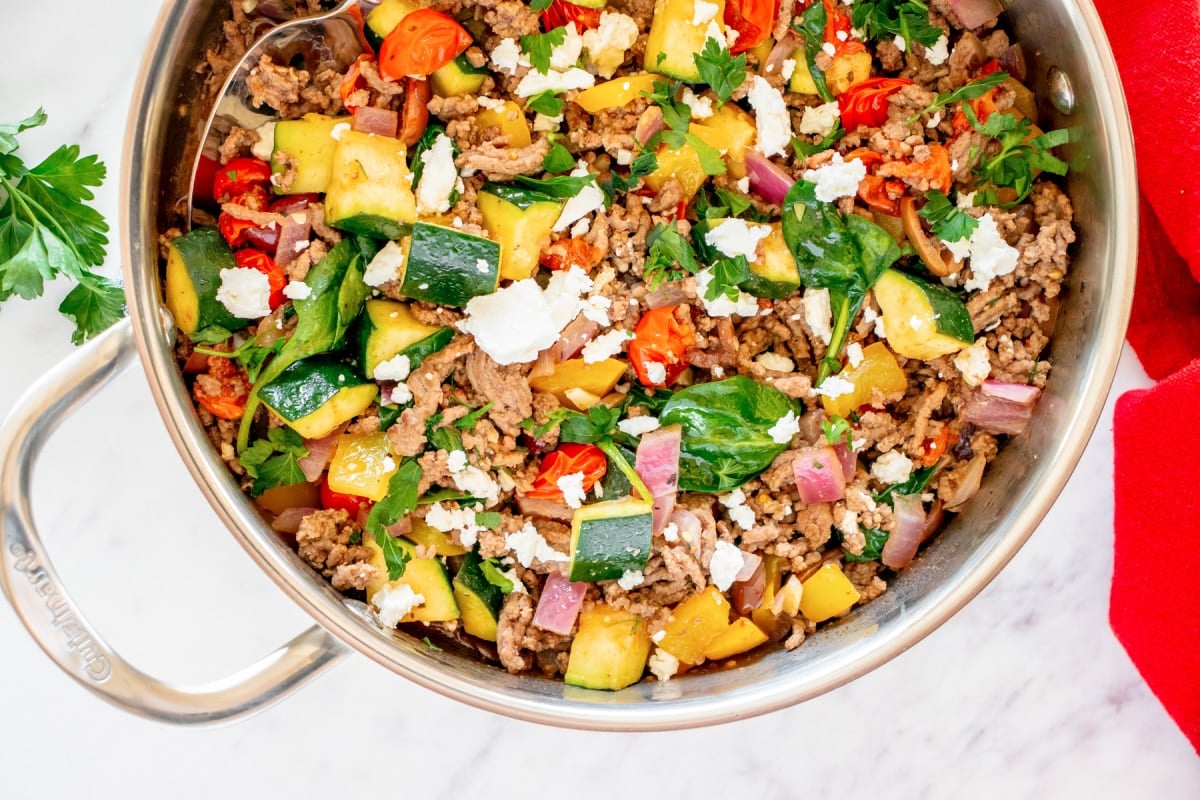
xmin=1096 ymin=0 xmax=1200 ymax=755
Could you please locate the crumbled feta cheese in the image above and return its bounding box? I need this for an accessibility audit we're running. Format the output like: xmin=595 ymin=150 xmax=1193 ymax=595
xmin=416 ymin=133 xmax=460 ymax=215
xmin=767 ymin=410 xmax=800 ymax=445
xmin=925 ymin=33 xmax=950 ymax=66
xmin=927 ymin=111 xmax=943 ymax=129
xmin=505 ymin=522 xmax=569 ymax=567
xmin=802 ymin=287 xmax=834 ymax=346
xmin=386 ymin=383 xmax=413 ymax=405
xmin=373 ymin=583 xmax=425 ymax=628
xmin=615 ymin=148 xmax=635 ymax=166
xmin=710 ymin=540 xmax=747 ymax=590
xmin=453 ymin=466 xmax=501 ymax=506
xmin=705 ymin=218 xmax=772 ymax=260
xmin=692 ymin=0 xmax=719 ymax=25
xmin=782 ymin=58 xmax=797 ymax=81
xmin=736 ymin=177 xmax=750 ymax=193
xmin=956 ymin=191 xmax=977 ymax=210
xmin=490 ymin=38 xmax=528 ymax=74
xmin=695 ymin=269 xmax=762 ymax=318
xmin=557 ymin=471 xmax=587 ymax=509
xmin=755 ymin=351 xmax=795 ymax=373
xmin=330 ymin=122 xmax=350 ymax=141
xmin=422 ymin=502 xmax=485 ymax=548
xmin=216 ymin=267 xmax=272 ymax=318
xmin=554 ymin=165 xmax=605 ymax=231
xmin=724 ymin=26 xmax=740 ymax=49
xmin=813 ymin=375 xmax=855 ymax=398
xmin=582 ymin=12 xmax=639 ymax=78
xmin=747 ymin=76 xmax=792 ymax=157
xmin=802 ymin=152 xmax=867 ymax=202
xmin=571 ymin=217 xmax=592 ymax=237
xmin=617 ymin=569 xmax=645 ymax=590
xmin=837 ymin=508 xmax=860 ymax=537
xmin=579 ymin=294 xmax=612 ymax=326
xmin=373 ymin=353 xmax=411 ymax=382
xmin=871 ymin=450 xmax=915 ymax=485
xmin=500 ymin=567 xmax=527 ymax=593
xmin=710 ymin=365 xmax=725 ymax=378
xmin=282 ymin=280 xmax=311 ymax=301
xmin=893 ymin=34 xmax=907 ymax=53
xmin=836 ymin=30 xmax=849 ymax=42
xmin=946 ymin=213 xmax=1020 ymax=292
xmin=643 ymin=361 xmax=668 ymax=385
xmin=661 ymin=522 xmax=679 ymax=542
xmin=447 ymin=449 xmax=468 ymax=473
xmin=476 ymin=96 xmax=507 ymax=112
xmin=798 ymin=100 xmax=841 ymax=137
xmin=364 ymin=240 xmax=406 ymax=287
xmin=821 ymin=42 xmax=837 ymax=57
xmin=251 ymin=121 xmax=275 ymax=161
xmin=681 ymin=87 xmax=714 ymax=120
xmin=954 ymin=338 xmax=991 ymax=386
xmin=648 ymin=648 xmax=679 ymax=681
xmin=459 ymin=267 xmax=593 ymax=364
xmin=582 ymin=329 xmax=632 ymax=364
xmin=721 ymin=487 xmax=747 ymax=507
xmin=549 ymin=23 xmax=584 ymax=71
xmin=617 ymin=415 xmax=661 ymax=437
xmin=846 ymin=341 xmax=864 ymax=368
xmin=516 ymin=67 xmax=595 ymax=97
xmin=533 ymin=112 xmax=564 ymax=132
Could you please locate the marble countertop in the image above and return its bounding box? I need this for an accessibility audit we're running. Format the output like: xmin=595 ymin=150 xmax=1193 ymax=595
xmin=1 ymin=0 xmax=1197 ymax=794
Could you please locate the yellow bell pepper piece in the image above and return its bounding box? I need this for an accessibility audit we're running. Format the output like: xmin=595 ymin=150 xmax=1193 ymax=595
xmin=826 ymin=51 xmax=873 ymax=96
xmin=475 ymin=100 xmax=532 ymax=148
xmin=529 ymin=358 xmax=628 ymax=408
xmin=703 ymin=617 xmax=770 ymax=660
xmin=326 ymin=432 xmax=399 ymax=502
xmin=799 ymin=563 xmax=861 ymax=622
xmin=574 ymin=73 xmax=659 ymax=114
xmin=256 ymin=481 xmax=321 ymax=516
xmin=822 ymin=341 xmax=908 ymax=418
xmin=644 ymin=139 xmax=709 ymax=200
xmin=695 ymin=105 xmax=757 ymax=179
xmin=751 ymin=554 xmax=784 ymax=633
xmin=564 ymin=604 xmax=652 ymax=690
xmin=404 ymin=518 xmax=469 ymax=556
xmin=658 ymin=585 xmax=732 ymax=664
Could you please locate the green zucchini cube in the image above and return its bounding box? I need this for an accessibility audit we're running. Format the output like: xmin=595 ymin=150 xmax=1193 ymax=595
xmin=569 ymin=499 xmax=654 ymax=583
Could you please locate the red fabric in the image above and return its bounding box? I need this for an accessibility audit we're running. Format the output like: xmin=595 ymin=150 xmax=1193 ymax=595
xmin=1096 ymin=0 xmax=1200 ymax=755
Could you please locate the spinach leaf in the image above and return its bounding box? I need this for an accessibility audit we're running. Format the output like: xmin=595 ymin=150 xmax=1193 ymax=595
xmin=872 ymin=464 xmax=937 ymax=505
xmin=659 ymin=376 xmax=798 ymax=492
xmin=792 ymin=2 xmax=834 ymax=102
xmin=781 ymin=180 xmax=902 ymax=382
xmin=844 ymin=527 xmax=889 ymax=563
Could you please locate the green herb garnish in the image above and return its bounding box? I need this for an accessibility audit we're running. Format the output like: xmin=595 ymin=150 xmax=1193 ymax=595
xmin=520 ymin=27 xmax=567 ymax=75
xmin=917 ymin=189 xmax=978 ymax=242
xmin=365 ymin=460 xmax=423 ymax=580
xmin=239 ymin=427 xmax=309 ymax=496
xmin=692 ymin=38 xmax=747 ymax=107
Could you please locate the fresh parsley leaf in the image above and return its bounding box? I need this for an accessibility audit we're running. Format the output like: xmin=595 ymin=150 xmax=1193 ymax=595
xmin=644 ymin=80 xmax=691 ymax=133
xmin=918 ymin=189 xmax=978 ymax=243
xmin=190 ymin=326 xmax=233 ymax=346
xmin=964 ymin=107 xmax=1070 ymax=206
xmin=705 ymin=255 xmax=751 ymax=301
xmin=238 ymin=427 xmax=309 ymax=496
xmin=686 ymin=132 xmax=727 ymax=176
xmin=694 ymin=186 xmax=769 ymax=222
xmin=602 ymin=149 xmax=660 ymax=198
xmin=643 ymin=222 xmax=700 ymax=290
xmin=479 ymin=558 xmax=515 ymax=592
xmin=543 ymin=142 xmax=576 ymax=173
xmin=844 ymin=527 xmax=889 ymax=563
xmin=512 ymin=173 xmax=595 ymax=199
xmin=0 ymin=110 xmax=123 ymax=343
xmin=792 ymin=120 xmax=845 ymax=158
xmin=529 ymin=0 xmax=553 ymax=12
xmin=475 ymin=511 xmax=503 ymax=529
xmin=454 ymin=401 xmax=494 ymax=430
xmin=365 ymin=460 xmax=423 ymax=580
xmin=526 ymin=91 xmax=565 ymax=118
xmin=692 ymin=38 xmax=747 ymax=106
xmin=908 ymin=71 xmax=1010 ymax=123
xmin=851 ymin=0 xmax=943 ymax=50
xmin=520 ymin=26 xmax=567 ymax=75
xmin=422 ymin=636 xmax=443 ymax=651
xmin=872 ymin=464 xmax=937 ymax=505
xmin=821 ymin=415 xmax=854 ymax=448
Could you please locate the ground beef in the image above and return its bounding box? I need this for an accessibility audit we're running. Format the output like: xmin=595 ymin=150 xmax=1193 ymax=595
xmin=245 ymin=55 xmax=338 ymax=116
xmin=218 ymin=126 xmax=259 ymax=163
xmin=387 ymin=336 xmax=476 ymax=457
xmin=458 ymin=137 xmax=551 ymax=179
xmin=464 ymin=349 xmax=533 ymax=438
xmin=296 ymin=509 xmax=372 ymax=582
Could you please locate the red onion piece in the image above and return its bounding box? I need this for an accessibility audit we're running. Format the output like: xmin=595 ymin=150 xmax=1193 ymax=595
xmin=532 ymin=572 xmax=588 ymax=634
xmin=996 ymin=45 xmax=1027 ymax=82
xmin=636 ymin=425 xmax=681 ymax=497
xmin=516 ymin=494 xmax=574 ymax=522
xmin=832 ymin=443 xmax=857 ymax=482
xmin=268 ymin=194 xmax=319 ymax=216
xmin=275 ymin=213 xmax=312 ymax=268
xmin=668 ymin=508 xmax=703 ymax=549
xmin=881 ymin=493 xmax=926 ymax=569
xmin=962 ymin=382 xmax=1040 ymax=435
xmin=552 ymin=314 xmax=599 ymax=361
xmin=922 ymin=499 xmax=945 ymax=542
xmin=645 ymin=283 xmax=689 ymax=309
xmin=387 ymin=516 xmax=413 ymax=538
xmin=792 ymin=445 xmax=847 ymax=504
xmin=529 ymin=347 xmax=557 ymax=379
xmin=744 ymin=150 xmax=796 ymax=206
xmin=634 ymin=106 xmax=664 ymax=147
xmin=271 ymin=507 xmax=317 ymax=534
xmin=730 ymin=560 xmax=766 ymax=614
xmin=948 ymin=0 xmax=1003 ymax=29
xmin=298 ymin=429 xmax=342 ymax=483
xmin=981 ymin=380 xmax=1042 ymax=405
xmin=651 ymin=495 xmax=676 ymax=537
xmin=734 ymin=550 xmax=763 ymax=583
xmin=797 ymin=408 xmax=826 ymax=444
xmin=353 ymin=106 xmax=400 ymax=138
xmin=244 ymin=224 xmax=280 ymax=252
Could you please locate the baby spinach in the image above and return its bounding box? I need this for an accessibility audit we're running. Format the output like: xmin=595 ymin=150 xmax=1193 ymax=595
xmin=872 ymin=463 xmax=938 ymax=505
xmin=659 ymin=376 xmax=799 ymax=493
xmin=844 ymin=527 xmax=889 ymax=563
xmin=792 ymin=2 xmax=834 ymax=102
xmin=781 ymin=179 xmax=902 ymax=383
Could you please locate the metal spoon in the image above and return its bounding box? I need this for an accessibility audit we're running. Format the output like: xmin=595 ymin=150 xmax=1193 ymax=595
xmin=186 ymin=0 xmax=368 ymax=224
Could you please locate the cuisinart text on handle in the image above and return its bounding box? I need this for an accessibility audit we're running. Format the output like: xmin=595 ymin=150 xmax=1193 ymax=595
xmin=8 ymin=542 xmax=111 ymax=681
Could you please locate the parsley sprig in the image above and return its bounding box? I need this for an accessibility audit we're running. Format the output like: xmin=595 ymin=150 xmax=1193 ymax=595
xmin=692 ymin=38 xmax=746 ymax=107
xmin=964 ymin=107 xmax=1070 ymax=206
xmin=917 ymin=189 xmax=978 ymax=242
xmin=792 ymin=121 xmax=845 ymax=158
xmin=821 ymin=414 xmax=854 ymax=449
xmin=0 ymin=109 xmax=125 ymax=344
xmin=851 ymin=0 xmax=943 ymax=51
xmin=907 ymin=72 xmax=1010 ymax=124
xmin=365 ymin=460 xmax=423 ymax=580
xmin=239 ymin=427 xmax=309 ymax=496
xmin=543 ymin=143 xmax=576 ymax=173
xmin=526 ymin=91 xmax=564 ymax=118
xmin=643 ymin=81 xmax=727 ymax=177
xmin=520 ymin=27 xmax=567 ymax=74
xmin=643 ymin=222 xmax=700 ymax=290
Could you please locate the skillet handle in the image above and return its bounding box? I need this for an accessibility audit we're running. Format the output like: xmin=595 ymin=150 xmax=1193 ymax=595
xmin=0 ymin=318 xmax=349 ymax=724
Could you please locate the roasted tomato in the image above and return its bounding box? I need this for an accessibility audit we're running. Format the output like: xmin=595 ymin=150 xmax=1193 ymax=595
xmin=628 ymin=306 xmax=696 ymax=387
xmin=212 ymin=157 xmax=272 ymax=203
xmin=379 ymin=9 xmax=472 ymax=79
xmin=193 ymin=355 xmax=250 ymax=421
xmin=234 ymin=248 xmax=287 ymax=310
xmin=525 ymin=443 xmax=608 ymax=501
xmin=539 ymin=237 xmax=604 ymax=271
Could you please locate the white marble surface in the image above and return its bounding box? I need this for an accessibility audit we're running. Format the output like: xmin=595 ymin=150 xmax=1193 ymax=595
xmin=1 ymin=0 xmax=1197 ymax=794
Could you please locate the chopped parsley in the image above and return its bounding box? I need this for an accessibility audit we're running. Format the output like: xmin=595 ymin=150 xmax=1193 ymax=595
xmin=643 ymin=222 xmax=700 ymax=290
xmin=365 ymin=460 xmax=423 ymax=580
xmin=872 ymin=464 xmax=937 ymax=505
xmin=454 ymin=401 xmax=494 ymax=431
xmin=543 ymin=142 xmax=576 ymax=173
xmin=520 ymin=26 xmax=567 ymax=75
xmin=792 ymin=120 xmax=845 ymax=158
xmin=475 ymin=511 xmax=503 ymax=529
xmin=821 ymin=414 xmax=854 ymax=448
xmin=918 ymin=189 xmax=978 ymax=242
xmin=908 ymin=71 xmax=1010 ymax=123
xmin=692 ymin=37 xmax=747 ymax=107
xmin=965 ymin=107 xmax=1070 ymax=205
xmin=526 ymin=91 xmax=565 ymax=118
xmin=238 ymin=427 xmax=309 ymax=496
xmin=851 ymin=0 xmax=944 ymax=51
xmin=480 ymin=558 xmax=515 ymax=592
xmin=512 ymin=172 xmax=596 ymax=199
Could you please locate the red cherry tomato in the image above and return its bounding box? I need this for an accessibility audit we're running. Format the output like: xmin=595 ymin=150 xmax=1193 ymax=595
xmin=838 ymin=77 xmax=914 ymax=131
xmin=320 ymin=478 xmax=375 ymax=515
xmin=212 ymin=157 xmax=272 ymax=203
xmin=627 ymin=306 xmax=696 ymax=388
xmin=234 ymin=248 xmax=287 ymax=310
xmin=379 ymin=9 xmax=472 ymax=79
xmin=193 ymin=356 xmax=249 ymax=421
xmin=539 ymin=237 xmax=604 ymax=271
xmin=399 ymin=77 xmax=432 ymax=147
xmin=340 ymin=53 xmax=374 ymax=114
xmin=820 ymin=0 xmax=867 ymax=58
xmin=525 ymin=443 xmax=609 ymax=501
xmin=541 ymin=0 xmax=604 ymax=32
xmin=724 ymin=0 xmax=778 ymax=54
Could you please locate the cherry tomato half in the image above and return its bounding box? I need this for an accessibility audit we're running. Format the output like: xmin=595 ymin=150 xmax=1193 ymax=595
xmin=539 ymin=237 xmax=604 ymax=272
xmin=838 ymin=77 xmax=914 ymax=131
xmin=212 ymin=157 xmax=272 ymax=203
xmin=526 ymin=443 xmax=609 ymax=501
xmin=339 ymin=53 xmax=375 ymax=115
xmin=379 ymin=9 xmax=472 ymax=80
xmin=724 ymin=0 xmax=778 ymax=54
xmin=399 ymin=77 xmax=432 ymax=147
xmin=628 ymin=306 xmax=696 ymax=388
xmin=820 ymin=0 xmax=867 ymax=58
xmin=541 ymin=0 xmax=604 ymax=32
xmin=320 ymin=477 xmax=375 ymax=515
xmin=234 ymin=248 xmax=287 ymax=310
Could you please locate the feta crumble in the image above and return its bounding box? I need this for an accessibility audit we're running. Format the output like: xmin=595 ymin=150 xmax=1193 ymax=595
xmin=490 ymin=38 xmax=529 ymax=74
xmin=871 ymin=450 xmax=914 ymax=485
xmin=802 ymin=152 xmax=868 ymax=202
xmin=705 ymin=218 xmax=772 ymax=260
xmin=736 ymin=177 xmax=751 ymax=193
xmin=549 ymin=23 xmax=584 ymax=71
xmin=681 ymin=87 xmax=714 ymax=120
xmin=781 ymin=58 xmax=797 ymax=81
xmin=692 ymin=0 xmax=719 ymax=25
xmin=557 ymin=471 xmax=587 ymax=509
xmin=617 ymin=569 xmax=645 ymax=590
xmin=661 ymin=522 xmax=680 ymax=542
xmin=893 ymin=34 xmax=907 ymax=53
xmin=373 ymin=353 xmax=411 ymax=382
xmin=516 ymin=68 xmax=595 ymax=97
xmin=746 ymin=76 xmax=792 ymax=157
xmin=925 ymin=34 xmax=950 ymax=66
xmin=446 ymin=449 xmax=468 ymax=473
xmin=453 ymin=466 xmax=501 ymax=507
xmin=582 ymin=328 xmax=632 ymax=363
xmin=553 ymin=165 xmax=605 ymax=231
xmin=251 ymin=121 xmax=275 ymax=161
xmin=643 ymin=361 xmax=668 ymax=385
xmin=798 ymin=101 xmax=841 ymax=137
xmin=416 ymin=133 xmax=460 ymax=215
xmin=846 ymin=341 xmax=864 ymax=368
xmin=648 ymin=648 xmax=679 ymax=681
xmin=216 ymin=267 xmax=272 ymax=319
xmin=282 ymin=280 xmax=312 ymax=301
xmin=386 ymin=383 xmax=413 ymax=406
xmin=533 ymin=112 xmax=564 ymax=132
xmin=944 ymin=213 xmax=1020 ymax=292
xmin=582 ymin=12 xmax=639 ymax=78
xmin=802 ymin=287 xmax=834 ymax=346
xmin=617 ymin=415 xmax=661 ymax=436
xmin=373 ymin=583 xmax=424 ymax=629
xmin=330 ymin=122 xmax=350 ymax=141
xmin=505 ymin=522 xmax=569 ymax=567
xmin=695 ymin=269 xmax=761 ymax=317
xmin=767 ymin=410 xmax=800 ymax=445
xmin=953 ymin=338 xmax=991 ymax=386
xmin=363 ymin=240 xmax=406 ymax=287
xmin=709 ymin=540 xmax=747 ymax=590
xmin=813 ymin=375 xmax=855 ymax=398
xmin=459 ymin=267 xmax=593 ymax=364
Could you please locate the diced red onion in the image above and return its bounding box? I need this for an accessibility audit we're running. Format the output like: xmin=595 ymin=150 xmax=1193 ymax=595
xmin=636 ymin=425 xmax=681 ymax=498
xmin=275 ymin=213 xmax=312 ymax=268
xmin=744 ymin=151 xmax=796 ymax=206
xmin=797 ymin=408 xmax=826 ymax=444
xmin=922 ymin=499 xmax=945 ymax=541
xmin=298 ymin=428 xmax=342 ymax=483
xmin=271 ymin=507 xmax=317 ymax=534
xmin=516 ymin=494 xmax=574 ymax=522
xmin=997 ymin=45 xmax=1027 ymax=82
xmin=881 ymin=493 xmax=926 ymax=569
xmin=268 ymin=194 xmax=318 ymax=216
xmin=651 ymin=495 xmax=676 ymax=537
xmin=961 ymin=393 xmax=1037 ymax=435
xmin=734 ymin=550 xmax=762 ymax=583
xmin=832 ymin=443 xmax=857 ymax=482
xmin=948 ymin=0 xmax=1003 ymax=29
xmin=645 ymin=283 xmax=690 ymax=309
xmin=552 ymin=314 xmax=599 ymax=361
xmin=981 ymin=380 xmax=1042 ymax=405
xmin=763 ymin=35 xmax=798 ymax=78
xmin=353 ymin=107 xmax=399 ymax=138
xmin=668 ymin=508 xmax=703 ymax=549
xmin=792 ymin=445 xmax=846 ymax=504
xmin=529 ymin=347 xmax=557 ymax=379
xmin=634 ymin=106 xmax=664 ymax=147
xmin=183 ymin=351 xmax=210 ymax=373
xmin=244 ymin=224 xmax=280 ymax=252
xmin=731 ymin=560 xmax=766 ymax=615
xmin=532 ymin=573 xmax=588 ymax=634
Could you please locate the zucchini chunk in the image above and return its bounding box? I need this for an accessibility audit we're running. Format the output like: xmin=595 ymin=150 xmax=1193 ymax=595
xmin=259 ymin=359 xmax=378 ymax=439
xmin=431 ymin=54 xmax=489 ymax=98
xmin=873 ymin=269 xmax=974 ymax=360
xmin=569 ymin=499 xmax=654 ymax=582
xmin=271 ymin=113 xmax=352 ymax=195
xmin=365 ymin=536 xmax=461 ymax=623
xmin=478 ymin=184 xmax=564 ymax=281
xmin=325 ymin=130 xmax=417 ymax=240
xmin=358 ymin=299 xmax=454 ymax=380
xmin=564 ymin=604 xmax=651 ymax=690
xmin=644 ymin=0 xmax=727 ymax=82
xmin=738 ymin=222 xmax=801 ymax=299
xmin=164 ymin=227 xmax=247 ymax=336
xmin=396 ymin=222 xmax=500 ymax=307
xmin=453 ymin=552 xmax=504 ymax=642
xmin=364 ymin=0 xmax=420 ymax=49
